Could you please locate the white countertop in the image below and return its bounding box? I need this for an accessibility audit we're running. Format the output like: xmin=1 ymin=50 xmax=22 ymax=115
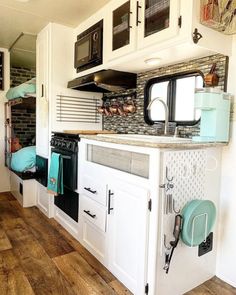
xmin=79 ymin=134 xmax=227 ymax=149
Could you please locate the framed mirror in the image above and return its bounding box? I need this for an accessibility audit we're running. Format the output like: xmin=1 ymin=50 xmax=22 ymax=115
xmin=144 ymin=71 xmax=204 ymax=126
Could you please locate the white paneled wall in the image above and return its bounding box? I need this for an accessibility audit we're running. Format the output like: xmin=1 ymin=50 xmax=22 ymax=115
xmin=216 ymin=36 xmax=236 ymax=287
xmin=0 ymin=48 xmax=10 ymax=192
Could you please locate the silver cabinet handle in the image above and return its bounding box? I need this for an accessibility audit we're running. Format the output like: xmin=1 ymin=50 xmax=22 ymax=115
xmin=108 ymin=189 xmax=114 ymax=214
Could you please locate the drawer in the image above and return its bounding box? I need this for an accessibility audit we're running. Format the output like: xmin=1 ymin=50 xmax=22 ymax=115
xmin=81 ymin=174 xmax=107 ymax=206
xmin=80 ymin=195 xmax=107 ymax=232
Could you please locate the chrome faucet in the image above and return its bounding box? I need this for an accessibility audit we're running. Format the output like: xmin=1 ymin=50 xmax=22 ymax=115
xmin=147 ymin=97 xmax=169 ymax=135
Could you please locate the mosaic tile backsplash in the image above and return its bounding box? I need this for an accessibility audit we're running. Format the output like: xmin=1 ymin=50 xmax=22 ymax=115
xmin=103 ymin=54 xmax=228 ymax=137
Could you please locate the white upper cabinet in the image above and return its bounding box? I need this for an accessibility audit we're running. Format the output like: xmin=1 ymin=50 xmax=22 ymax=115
xmin=106 ymin=0 xmax=180 ymax=61
xmin=137 ymin=0 xmax=180 ymax=49
xmin=106 ymin=0 xmax=137 ymax=60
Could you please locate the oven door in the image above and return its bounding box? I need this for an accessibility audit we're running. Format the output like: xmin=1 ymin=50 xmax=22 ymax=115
xmin=74 ymin=34 xmax=92 ymax=69
xmin=51 ymin=148 xmax=77 ymax=191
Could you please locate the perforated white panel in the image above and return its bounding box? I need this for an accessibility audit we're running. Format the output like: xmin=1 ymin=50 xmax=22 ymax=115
xmin=162 ymin=150 xmax=206 ymax=210
xmin=159 ymin=149 xmax=207 ymax=254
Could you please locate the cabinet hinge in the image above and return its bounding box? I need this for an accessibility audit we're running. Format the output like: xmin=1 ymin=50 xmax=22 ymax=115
xmin=148 ymin=199 xmax=152 ymax=212
xmin=178 ymin=16 xmax=182 ymax=28
xmin=145 ymin=283 xmax=149 ymax=294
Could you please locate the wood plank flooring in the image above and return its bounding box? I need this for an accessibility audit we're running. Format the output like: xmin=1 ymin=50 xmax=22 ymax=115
xmin=0 ymin=192 xmax=235 ymax=295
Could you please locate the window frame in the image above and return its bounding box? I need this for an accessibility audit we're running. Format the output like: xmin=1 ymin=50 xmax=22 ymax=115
xmin=144 ymin=70 xmax=205 ymax=126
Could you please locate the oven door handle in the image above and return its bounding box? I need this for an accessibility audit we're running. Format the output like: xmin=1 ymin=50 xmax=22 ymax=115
xmin=61 ymin=155 xmax=72 ymax=160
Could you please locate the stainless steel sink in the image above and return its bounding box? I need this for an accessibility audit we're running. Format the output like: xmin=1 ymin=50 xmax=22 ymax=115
xmin=97 ymin=134 xmax=192 ymax=143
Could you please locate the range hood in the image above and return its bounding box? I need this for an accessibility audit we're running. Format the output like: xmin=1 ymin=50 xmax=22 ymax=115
xmin=67 ymin=70 xmax=137 ymax=93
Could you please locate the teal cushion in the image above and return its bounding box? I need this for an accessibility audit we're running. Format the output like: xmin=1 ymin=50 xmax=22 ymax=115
xmin=11 ymin=146 xmax=36 ymax=172
xmin=6 ymin=83 xmax=36 ymax=100
xmin=181 ymin=199 xmax=216 ymax=247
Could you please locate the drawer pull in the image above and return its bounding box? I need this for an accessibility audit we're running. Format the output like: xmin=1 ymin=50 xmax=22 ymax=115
xmin=136 ymin=1 xmax=141 ymax=26
xmin=83 ymin=210 xmax=96 ymax=219
xmin=84 ymin=187 xmax=97 ymax=194
xmin=108 ymin=189 xmax=114 ymax=215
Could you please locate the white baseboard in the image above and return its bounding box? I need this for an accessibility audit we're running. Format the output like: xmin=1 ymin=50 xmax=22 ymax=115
xmin=54 ymin=206 xmax=79 ymax=240
xmin=216 ymin=273 xmax=236 ymax=288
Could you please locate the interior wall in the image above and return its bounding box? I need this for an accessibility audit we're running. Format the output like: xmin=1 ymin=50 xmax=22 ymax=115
xmin=0 ymin=48 xmax=10 ymax=192
xmin=216 ymin=37 xmax=236 ymax=287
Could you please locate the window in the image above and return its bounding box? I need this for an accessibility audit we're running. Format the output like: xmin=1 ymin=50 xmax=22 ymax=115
xmin=144 ymin=71 xmax=204 ymax=125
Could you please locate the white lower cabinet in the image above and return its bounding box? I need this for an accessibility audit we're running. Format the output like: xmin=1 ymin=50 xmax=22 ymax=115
xmin=107 ymin=181 xmax=150 ymax=294
xmin=79 ymin=174 xmax=150 ymax=295
xmin=10 ymin=171 xmax=36 ymax=208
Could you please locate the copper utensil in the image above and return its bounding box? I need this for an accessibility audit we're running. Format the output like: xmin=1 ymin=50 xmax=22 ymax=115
xmin=97 ymin=106 xmax=105 ymax=114
xmin=204 ymin=63 xmax=219 ymax=86
xmin=123 ymin=99 xmax=136 ymax=113
xmin=109 ymin=104 xmax=119 ymax=115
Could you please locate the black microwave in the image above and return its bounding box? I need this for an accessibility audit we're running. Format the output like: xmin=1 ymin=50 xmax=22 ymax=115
xmin=74 ymin=20 xmax=103 ymax=72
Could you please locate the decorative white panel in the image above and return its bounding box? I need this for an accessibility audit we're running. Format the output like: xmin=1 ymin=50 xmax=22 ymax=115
xmin=162 ymin=150 xmax=206 ymax=210
xmin=159 ymin=149 xmax=207 ymax=254
xmin=56 ymin=94 xmax=101 ymax=123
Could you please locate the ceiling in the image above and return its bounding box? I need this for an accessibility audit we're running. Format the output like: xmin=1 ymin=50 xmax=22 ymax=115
xmin=0 ymin=0 xmax=110 ymax=69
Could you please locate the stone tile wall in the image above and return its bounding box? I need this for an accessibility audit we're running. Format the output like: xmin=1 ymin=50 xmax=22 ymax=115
xmin=10 ymin=67 xmax=36 ymax=87
xmin=10 ymin=67 xmax=36 ymax=147
xmin=11 ymin=108 xmax=36 ymax=147
xmin=103 ymin=54 xmax=228 ymax=137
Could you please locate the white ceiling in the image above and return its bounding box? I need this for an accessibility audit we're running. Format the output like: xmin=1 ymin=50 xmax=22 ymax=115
xmin=0 ymin=0 xmax=110 ymax=68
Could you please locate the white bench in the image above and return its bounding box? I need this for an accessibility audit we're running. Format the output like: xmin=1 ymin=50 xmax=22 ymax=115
xmin=10 ymin=170 xmax=36 ymax=207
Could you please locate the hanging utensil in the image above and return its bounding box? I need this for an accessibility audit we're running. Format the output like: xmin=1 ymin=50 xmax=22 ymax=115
xmin=204 ymin=63 xmax=219 ymax=87
xmin=164 ymin=214 xmax=183 ymax=274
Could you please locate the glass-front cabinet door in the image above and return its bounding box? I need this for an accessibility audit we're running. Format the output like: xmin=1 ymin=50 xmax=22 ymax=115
xmin=137 ymin=0 xmax=180 ymax=49
xmin=145 ymin=0 xmax=170 ymax=37
xmin=113 ymin=1 xmax=131 ymax=51
xmin=106 ymin=0 xmax=136 ymax=61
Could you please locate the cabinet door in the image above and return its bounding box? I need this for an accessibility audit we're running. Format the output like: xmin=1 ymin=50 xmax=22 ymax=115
xmin=106 ymin=0 xmax=136 ymax=61
xmin=107 ymin=182 xmax=150 ymax=294
xmin=36 ymin=28 xmax=49 ymax=158
xmin=137 ymin=0 xmax=180 ymax=49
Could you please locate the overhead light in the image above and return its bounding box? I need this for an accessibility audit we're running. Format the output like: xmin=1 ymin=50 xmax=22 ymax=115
xmin=144 ymin=57 xmax=162 ymax=66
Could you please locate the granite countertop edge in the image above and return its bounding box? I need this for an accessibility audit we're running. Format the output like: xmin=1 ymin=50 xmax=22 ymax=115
xmin=79 ymin=135 xmax=227 ymax=149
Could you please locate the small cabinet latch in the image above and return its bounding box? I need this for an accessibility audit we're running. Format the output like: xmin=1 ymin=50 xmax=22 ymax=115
xmin=148 ymin=199 xmax=152 ymax=211
xmin=178 ymin=16 xmax=182 ymax=28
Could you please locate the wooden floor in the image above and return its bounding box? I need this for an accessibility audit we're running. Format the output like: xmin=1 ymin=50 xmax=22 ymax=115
xmin=0 ymin=192 xmax=235 ymax=295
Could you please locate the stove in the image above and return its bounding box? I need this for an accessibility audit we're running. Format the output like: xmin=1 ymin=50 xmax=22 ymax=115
xmin=51 ymin=132 xmax=80 ymax=222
